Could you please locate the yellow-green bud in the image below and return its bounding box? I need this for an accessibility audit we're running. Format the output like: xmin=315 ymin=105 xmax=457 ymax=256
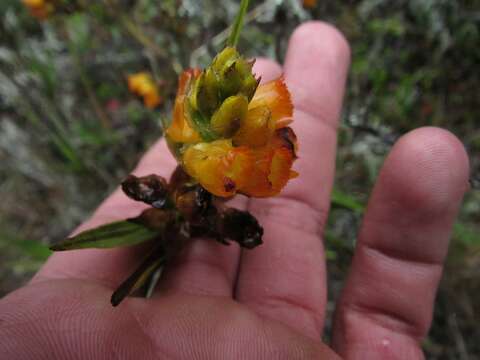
xmin=220 ymin=59 xmax=257 ymax=99
xmin=185 ymin=46 xmax=259 ymax=142
xmin=189 ymin=72 xmax=218 ymax=116
xmin=211 ymin=95 xmax=248 ymax=138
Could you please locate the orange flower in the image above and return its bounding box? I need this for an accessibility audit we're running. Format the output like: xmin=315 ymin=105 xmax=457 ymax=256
xmin=183 ymin=140 xmax=254 ymax=197
xmin=233 ymin=77 xmax=293 ymax=148
xmin=22 ymin=0 xmax=55 ymax=19
xmin=239 ymin=127 xmax=298 ymax=197
xmin=166 ymin=68 xmax=298 ymax=198
xmin=127 ymin=72 xmax=162 ymax=109
xmin=302 ymin=0 xmax=317 ymax=9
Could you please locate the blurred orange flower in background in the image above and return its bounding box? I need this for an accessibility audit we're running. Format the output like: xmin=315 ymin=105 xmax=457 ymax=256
xmin=302 ymin=0 xmax=317 ymax=9
xmin=22 ymin=0 xmax=55 ymax=19
xmin=127 ymin=72 xmax=163 ymax=109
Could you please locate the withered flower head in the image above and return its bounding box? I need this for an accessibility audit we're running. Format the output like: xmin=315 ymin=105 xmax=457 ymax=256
xmin=166 ymin=47 xmax=298 ymax=198
xmin=22 ymin=0 xmax=55 ymax=19
xmin=128 ymin=72 xmax=163 ymax=109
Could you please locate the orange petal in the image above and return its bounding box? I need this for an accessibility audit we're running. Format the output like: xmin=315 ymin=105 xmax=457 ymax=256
xmin=238 ymin=128 xmax=298 ymax=197
xmin=182 ymin=140 xmax=253 ymax=197
xmin=127 ymin=73 xmax=149 ymax=93
xmin=248 ymin=77 xmax=293 ymax=126
xmin=144 ymin=92 xmax=162 ymax=109
xmin=23 ymin=0 xmax=44 ymax=5
xmin=239 ymin=149 xmax=295 ymax=197
xmin=137 ymin=82 xmax=155 ymax=97
xmin=177 ymin=69 xmax=201 ymax=97
xmin=166 ymin=69 xmax=201 ymax=144
xmin=268 ymin=147 xmax=295 ymax=191
xmin=232 ymin=106 xmax=275 ymax=147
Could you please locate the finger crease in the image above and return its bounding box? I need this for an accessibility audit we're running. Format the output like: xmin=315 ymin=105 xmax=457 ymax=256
xmin=362 ymin=242 xmax=445 ymax=270
xmin=249 ymin=295 xmax=322 ymax=337
xmin=341 ymin=301 xmax=426 ymax=341
xmin=125 ymin=303 xmax=176 ymax=360
xmin=168 ymin=255 xmax=234 ymax=295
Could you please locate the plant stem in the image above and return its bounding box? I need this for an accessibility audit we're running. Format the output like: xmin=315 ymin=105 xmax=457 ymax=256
xmin=190 ymin=2 xmax=269 ymax=67
xmin=121 ymin=16 xmax=165 ymax=57
xmin=227 ymin=0 xmax=250 ymax=48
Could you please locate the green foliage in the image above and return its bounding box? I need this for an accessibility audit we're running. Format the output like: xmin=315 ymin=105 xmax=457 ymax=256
xmin=0 ymin=232 xmax=51 ymax=262
xmin=66 ymin=13 xmax=92 ymax=55
xmin=453 ymin=223 xmax=480 ymax=247
xmin=331 ymin=188 xmax=364 ymax=214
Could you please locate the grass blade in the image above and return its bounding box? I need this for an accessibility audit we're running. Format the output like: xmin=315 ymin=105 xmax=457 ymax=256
xmin=331 ymin=188 xmax=365 ymax=214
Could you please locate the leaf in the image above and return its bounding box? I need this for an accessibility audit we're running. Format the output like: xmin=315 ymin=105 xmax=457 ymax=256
xmin=15 ymin=238 xmax=52 ymax=261
xmin=50 ymin=220 xmax=160 ymax=251
xmin=453 ymin=223 xmax=480 ymax=247
xmin=111 ymin=245 xmax=166 ymax=307
xmin=66 ymin=13 xmax=91 ymax=54
xmin=331 ymin=188 xmax=365 ymax=214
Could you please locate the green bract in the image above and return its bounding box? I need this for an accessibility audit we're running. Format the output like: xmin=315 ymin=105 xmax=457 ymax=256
xmin=186 ymin=47 xmax=259 ymax=141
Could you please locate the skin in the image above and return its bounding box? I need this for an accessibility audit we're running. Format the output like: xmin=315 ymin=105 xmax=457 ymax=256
xmin=0 ymin=22 xmax=470 ymax=359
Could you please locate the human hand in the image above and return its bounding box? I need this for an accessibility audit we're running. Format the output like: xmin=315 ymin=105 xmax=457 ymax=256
xmin=0 ymin=22 xmax=469 ymax=359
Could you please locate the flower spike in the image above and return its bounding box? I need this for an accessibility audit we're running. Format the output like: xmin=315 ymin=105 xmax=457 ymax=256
xmin=49 ymin=0 xmax=298 ymax=307
xmin=165 ymin=51 xmax=298 ymax=198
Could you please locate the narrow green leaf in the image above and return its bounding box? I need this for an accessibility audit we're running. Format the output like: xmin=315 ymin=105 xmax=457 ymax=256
xmin=66 ymin=13 xmax=91 ymax=54
xmin=227 ymin=0 xmax=250 ymax=48
xmin=331 ymin=188 xmax=365 ymax=214
xmin=111 ymin=246 xmax=166 ymax=306
xmin=50 ymin=220 xmax=160 ymax=251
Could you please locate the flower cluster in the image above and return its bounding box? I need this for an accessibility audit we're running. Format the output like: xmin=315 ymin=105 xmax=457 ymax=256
xmin=47 ymin=0 xmax=299 ymax=306
xmin=22 ymin=0 xmax=55 ymax=19
xmin=127 ymin=72 xmax=163 ymax=109
xmin=166 ymin=47 xmax=298 ymax=198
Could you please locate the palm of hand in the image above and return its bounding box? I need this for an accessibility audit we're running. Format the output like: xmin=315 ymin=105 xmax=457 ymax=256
xmin=0 ymin=22 xmax=469 ymax=360
xmin=3 ymin=279 xmax=333 ymax=358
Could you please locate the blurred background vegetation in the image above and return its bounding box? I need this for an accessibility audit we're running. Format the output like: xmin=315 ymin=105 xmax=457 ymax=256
xmin=0 ymin=0 xmax=478 ymax=358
